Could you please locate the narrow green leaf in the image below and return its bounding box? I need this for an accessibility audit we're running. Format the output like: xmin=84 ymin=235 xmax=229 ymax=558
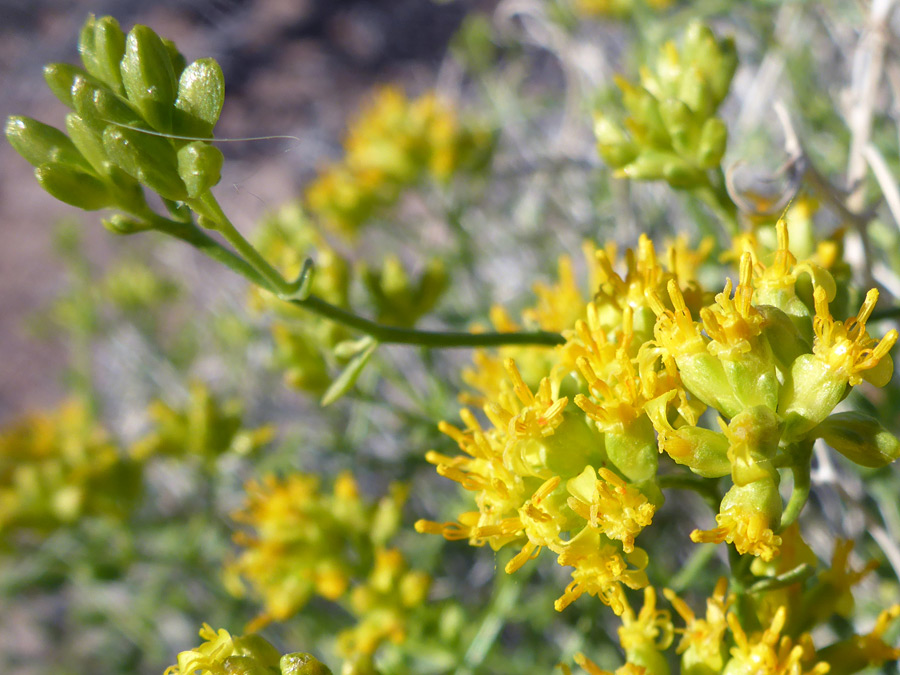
xmin=320 ymin=338 xmax=378 ymax=406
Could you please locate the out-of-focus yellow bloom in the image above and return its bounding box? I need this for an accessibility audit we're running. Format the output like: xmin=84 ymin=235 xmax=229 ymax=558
xmin=665 ymin=578 xmax=731 ymax=675
xmin=724 ymin=606 xmax=829 ymax=675
xmin=338 ymin=547 xmax=430 ymax=663
xmin=306 ymin=86 xmax=493 ymax=235
xmin=225 ymin=472 xmax=406 ymax=630
xmin=164 ymin=623 xmax=331 ymax=675
xmin=0 ymin=399 xmax=140 ymax=535
xmin=131 ymin=381 xmax=274 ymax=461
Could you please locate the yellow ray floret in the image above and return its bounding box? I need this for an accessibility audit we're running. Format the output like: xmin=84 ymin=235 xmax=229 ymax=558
xmin=702 ymin=253 xmax=766 ymax=359
xmin=566 ymin=467 xmax=655 ymax=553
xmin=690 ymin=506 xmax=782 ymax=561
xmin=726 ymin=606 xmax=829 ymax=675
xmin=665 ymin=578 xmax=730 ymax=668
xmin=617 ymin=586 xmax=674 ymax=653
xmin=812 ymin=286 xmax=898 ymax=387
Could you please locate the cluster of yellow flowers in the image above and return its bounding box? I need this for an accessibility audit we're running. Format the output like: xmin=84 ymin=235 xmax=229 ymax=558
xmin=164 ymin=624 xmax=331 ymax=675
xmin=224 ymin=471 xmax=429 ymax=671
xmin=0 ymin=399 xmax=140 ymax=534
xmin=0 ymin=383 xmax=275 ymax=539
xmin=564 ymin=530 xmax=899 ymax=675
xmin=305 ymin=86 xmax=494 ymax=235
xmin=416 ymin=219 xmax=899 ymax=618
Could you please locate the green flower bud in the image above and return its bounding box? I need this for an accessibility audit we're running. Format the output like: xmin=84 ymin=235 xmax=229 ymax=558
xmin=620 ymin=150 xmax=670 ymax=181
xmin=120 ymin=24 xmax=178 ymax=131
xmin=604 ymin=416 xmax=659 ymax=486
xmin=71 ymin=75 xmax=142 ymax=131
xmin=778 ymin=353 xmax=848 ymax=442
xmin=34 ymin=162 xmax=114 ymax=210
xmin=726 ymin=406 xmax=781 ymax=487
xmin=756 ymin=305 xmax=810 ymax=372
xmin=161 ymin=37 xmax=188 ymax=78
xmin=815 ymin=411 xmax=900 ymax=468
xmin=79 ymin=14 xmax=126 ymax=94
xmin=177 ymin=141 xmax=224 ymax=198
xmin=696 ymin=117 xmax=727 ymax=168
xmin=65 ymin=113 xmax=109 ymax=174
xmin=594 ymin=116 xmax=639 ymax=167
xmin=174 ymin=58 xmax=225 ymax=138
xmin=657 ymin=98 xmax=696 ymax=156
xmin=5 ymin=116 xmax=89 ymax=171
xmin=280 ymin=653 xmax=333 ymax=675
xmin=43 ymin=63 xmax=94 ymax=109
xmin=662 ymin=156 xmax=705 ymax=189
xmin=676 ymin=352 xmax=743 ymax=419
xmin=233 ymin=634 xmax=282 ymax=667
xmin=102 ymin=126 xmax=187 ymax=200
xmin=102 ymin=214 xmax=151 ymax=235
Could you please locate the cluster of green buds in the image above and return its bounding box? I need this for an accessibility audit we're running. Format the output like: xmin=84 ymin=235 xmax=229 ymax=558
xmin=5 ymin=14 xmax=225 ymax=228
xmin=360 ymin=255 xmax=448 ymax=328
xmin=164 ymin=624 xmax=332 ymax=675
xmin=130 ymin=381 xmax=274 ymax=462
xmin=305 ymin=86 xmax=495 ymax=236
xmin=647 ymin=221 xmax=899 ymax=559
xmin=224 ymin=471 xmax=418 ymax=639
xmin=0 ymin=399 xmax=141 ymax=536
xmin=594 ymin=22 xmax=736 ymax=192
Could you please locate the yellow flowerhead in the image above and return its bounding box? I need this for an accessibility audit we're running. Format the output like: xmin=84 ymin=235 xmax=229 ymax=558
xmin=664 ymin=578 xmax=731 ymax=674
xmin=811 ymin=286 xmax=897 ymax=387
xmin=566 ymin=466 xmax=656 ymax=553
xmin=725 ymin=606 xmax=829 ymax=675
xmin=691 ymin=477 xmax=782 ymax=561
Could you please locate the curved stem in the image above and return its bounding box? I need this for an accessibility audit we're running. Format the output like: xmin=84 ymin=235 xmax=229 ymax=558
xmin=194 ymin=193 xmax=292 ymax=294
xmin=291 ymin=295 xmax=564 ymax=348
xmin=144 ymin=210 xmax=566 ymax=349
xmin=780 ymin=460 xmax=811 ymax=530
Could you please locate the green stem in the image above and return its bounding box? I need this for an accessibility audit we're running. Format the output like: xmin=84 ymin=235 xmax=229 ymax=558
xmin=695 ymin=169 xmax=739 ymax=235
xmin=658 ymin=474 xmax=722 ymax=512
xmin=746 ymin=563 xmax=814 ymax=595
xmin=780 ymin=460 xmax=811 ymax=530
xmin=291 ymin=295 xmax=564 ymax=348
xmin=194 ymin=192 xmax=292 ymax=294
xmin=147 ymin=214 xmax=274 ymax=291
xmin=144 ymin=209 xmax=565 ymax=349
